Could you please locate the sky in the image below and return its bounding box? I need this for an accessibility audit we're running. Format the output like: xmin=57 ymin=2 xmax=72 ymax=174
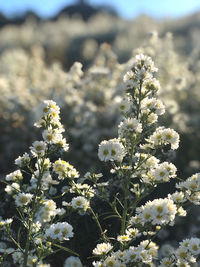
xmin=0 ymin=0 xmax=200 ymax=19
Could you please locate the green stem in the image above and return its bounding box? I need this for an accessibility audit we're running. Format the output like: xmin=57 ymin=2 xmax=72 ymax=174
xmin=23 ymin=224 xmax=32 ymax=267
xmin=120 ymin=179 xmax=129 ymax=235
xmin=7 ymin=232 xmax=23 ymax=253
xmin=136 ymin=81 xmax=143 ymax=120
xmin=23 ymin=156 xmax=45 ymax=266
xmin=90 ymin=207 xmax=108 ymax=243
xmin=127 ymin=186 xmax=154 ymax=224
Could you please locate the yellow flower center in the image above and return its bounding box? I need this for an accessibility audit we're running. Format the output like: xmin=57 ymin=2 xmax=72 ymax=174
xmin=179 ymin=251 xmax=187 ymax=259
xmin=107 ymin=261 xmax=114 ymax=267
xmin=156 ymin=133 xmax=162 ymax=140
xmin=103 ymin=149 xmax=109 ymax=156
xmin=156 ymin=206 xmax=163 ymax=213
xmin=76 ymin=200 xmax=82 ymax=206
xmin=43 ymin=107 xmax=49 ymax=113
xmin=54 ymin=228 xmax=60 ymax=235
xmin=35 ymin=145 xmax=43 ymax=151
xmin=159 ymin=171 xmax=165 ymax=177
xmin=144 ymin=213 xmax=151 ymax=219
xmin=192 ymin=244 xmax=198 ymax=251
xmin=47 ymin=134 xmax=53 ymax=141
xmin=20 ymin=196 xmax=28 ymax=204
xmin=111 ymin=149 xmax=116 ymax=156
xmin=62 ymin=229 xmax=69 ymax=236
xmin=121 ymin=235 xmax=128 ymax=240
xmin=165 ymin=133 xmax=173 ymax=140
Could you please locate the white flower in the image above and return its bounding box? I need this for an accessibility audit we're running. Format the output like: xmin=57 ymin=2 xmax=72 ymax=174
xmin=98 ymin=139 xmax=126 ymax=162
xmin=159 ymin=257 xmax=173 ymax=267
xmin=12 ymin=251 xmax=23 ymax=265
xmin=134 ymin=198 xmax=177 ymax=226
xmin=153 ymin=162 xmax=177 ymax=182
xmin=15 ymin=193 xmax=33 ymax=207
xmin=37 ymin=263 xmax=51 ymax=267
xmin=134 ymin=54 xmax=158 ymax=73
xmin=160 ymin=244 xmax=174 ymax=257
xmin=117 ymin=234 xmax=131 ymax=243
xmin=93 ymin=242 xmax=113 ymax=255
xmin=71 ymin=196 xmax=90 ymax=211
xmin=113 ymin=250 xmax=127 ymax=262
xmin=118 ymin=118 xmax=142 ymax=136
xmin=177 ymin=206 xmax=187 ymax=216
xmin=140 ymin=240 xmax=158 ymax=257
xmin=42 ymin=100 xmax=60 ymax=117
xmin=144 ymin=78 xmax=160 ymax=92
xmin=53 ymin=159 xmax=79 ymax=179
xmin=104 ymin=256 xmax=121 ymax=266
xmin=175 ymin=247 xmax=192 ymax=262
xmin=119 ymin=98 xmax=131 ymax=113
xmin=92 ymin=261 xmax=104 ymax=267
xmin=147 ymin=113 xmax=158 ymax=124
xmin=0 ymin=218 xmax=13 ymax=228
xmin=5 ymin=182 xmax=20 ymax=195
xmin=126 ymin=228 xmax=140 ymax=239
xmin=170 ymin=191 xmax=186 ymax=203
xmin=188 ymin=238 xmax=200 ymax=255
xmin=42 ymin=127 xmax=62 ymax=144
xmin=141 ymin=98 xmax=165 ymax=115
xmin=109 ymin=140 xmax=126 ymax=161
xmin=163 ymin=128 xmax=180 ymax=149
xmin=15 ymin=152 xmax=30 ymax=167
xmin=148 ymin=127 xmax=179 ymax=150
xmin=6 ymin=170 xmax=22 ymax=182
xmin=176 ymin=173 xmax=200 ymax=198
xmin=27 ymin=255 xmax=38 ymax=266
xmin=45 ymin=222 xmax=74 ymax=241
xmin=153 ymin=167 xmax=169 ymax=182
xmin=123 ymin=70 xmax=134 ymax=82
xmin=63 ymin=256 xmax=83 ymax=267
xmin=70 ymin=183 xmax=95 ymax=198
xmin=36 ymin=199 xmax=57 ymax=222
xmin=56 ymin=136 xmax=69 ymax=151
xmin=30 ymin=141 xmax=46 ymax=157
xmin=98 ymin=140 xmax=111 ymax=162
xmin=125 ymin=54 xmax=158 ymax=83
xmin=32 ymin=221 xmax=42 ymax=233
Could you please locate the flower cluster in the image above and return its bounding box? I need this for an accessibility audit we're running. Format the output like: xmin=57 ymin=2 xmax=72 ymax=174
xmin=134 ymin=154 xmax=177 ymax=184
xmin=98 ymin=138 xmax=126 ymax=162
xmin=45 ymin=222 xmax=74 ymax=241
xmin=92 ymin=54 xmax=199 ymax=267
xmin=132 ymin=198 xmax=177 ymax=226
xmin=159 ymin=238 xmax=200 ymax=266
xmin=148 ymin=127 xmax=180 ymax=150
xmin=35 ymin=100 xmax=69 ymax=152
xmin=0 ymin=100 xmax=76 ymax=266
xmin=0 ymin=27 xmax=199 ymax=186
xmin=1 ymin=54 xmax=200 ymax=266
xmin=93 ymin=241 xmax=159 ymax=266
xmin=53 ymin=159 xmax=79 ymax=179
xmin=176 ymin=173 xmax=200 ymax=205
xmin=92 ymin=242 xmax=113 ymax=255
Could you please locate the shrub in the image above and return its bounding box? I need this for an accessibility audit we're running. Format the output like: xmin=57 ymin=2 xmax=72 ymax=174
xmin=1 ymin=54 xmax=200 ymax=266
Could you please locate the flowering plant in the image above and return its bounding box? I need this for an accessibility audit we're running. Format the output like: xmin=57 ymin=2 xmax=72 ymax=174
xmin=1 ymin=55 xmax=200 ymax=266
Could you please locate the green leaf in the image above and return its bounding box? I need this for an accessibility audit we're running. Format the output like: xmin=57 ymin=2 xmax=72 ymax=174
xmin=114 ymin=196 xmax=124 ymax=208
xmin=17 ymin=227 xmax=22 ymax=243
xmin=52 ymin=243 xmax=79 ymax=256
xmin=103 ymin=214 xmax=121 ymax=221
